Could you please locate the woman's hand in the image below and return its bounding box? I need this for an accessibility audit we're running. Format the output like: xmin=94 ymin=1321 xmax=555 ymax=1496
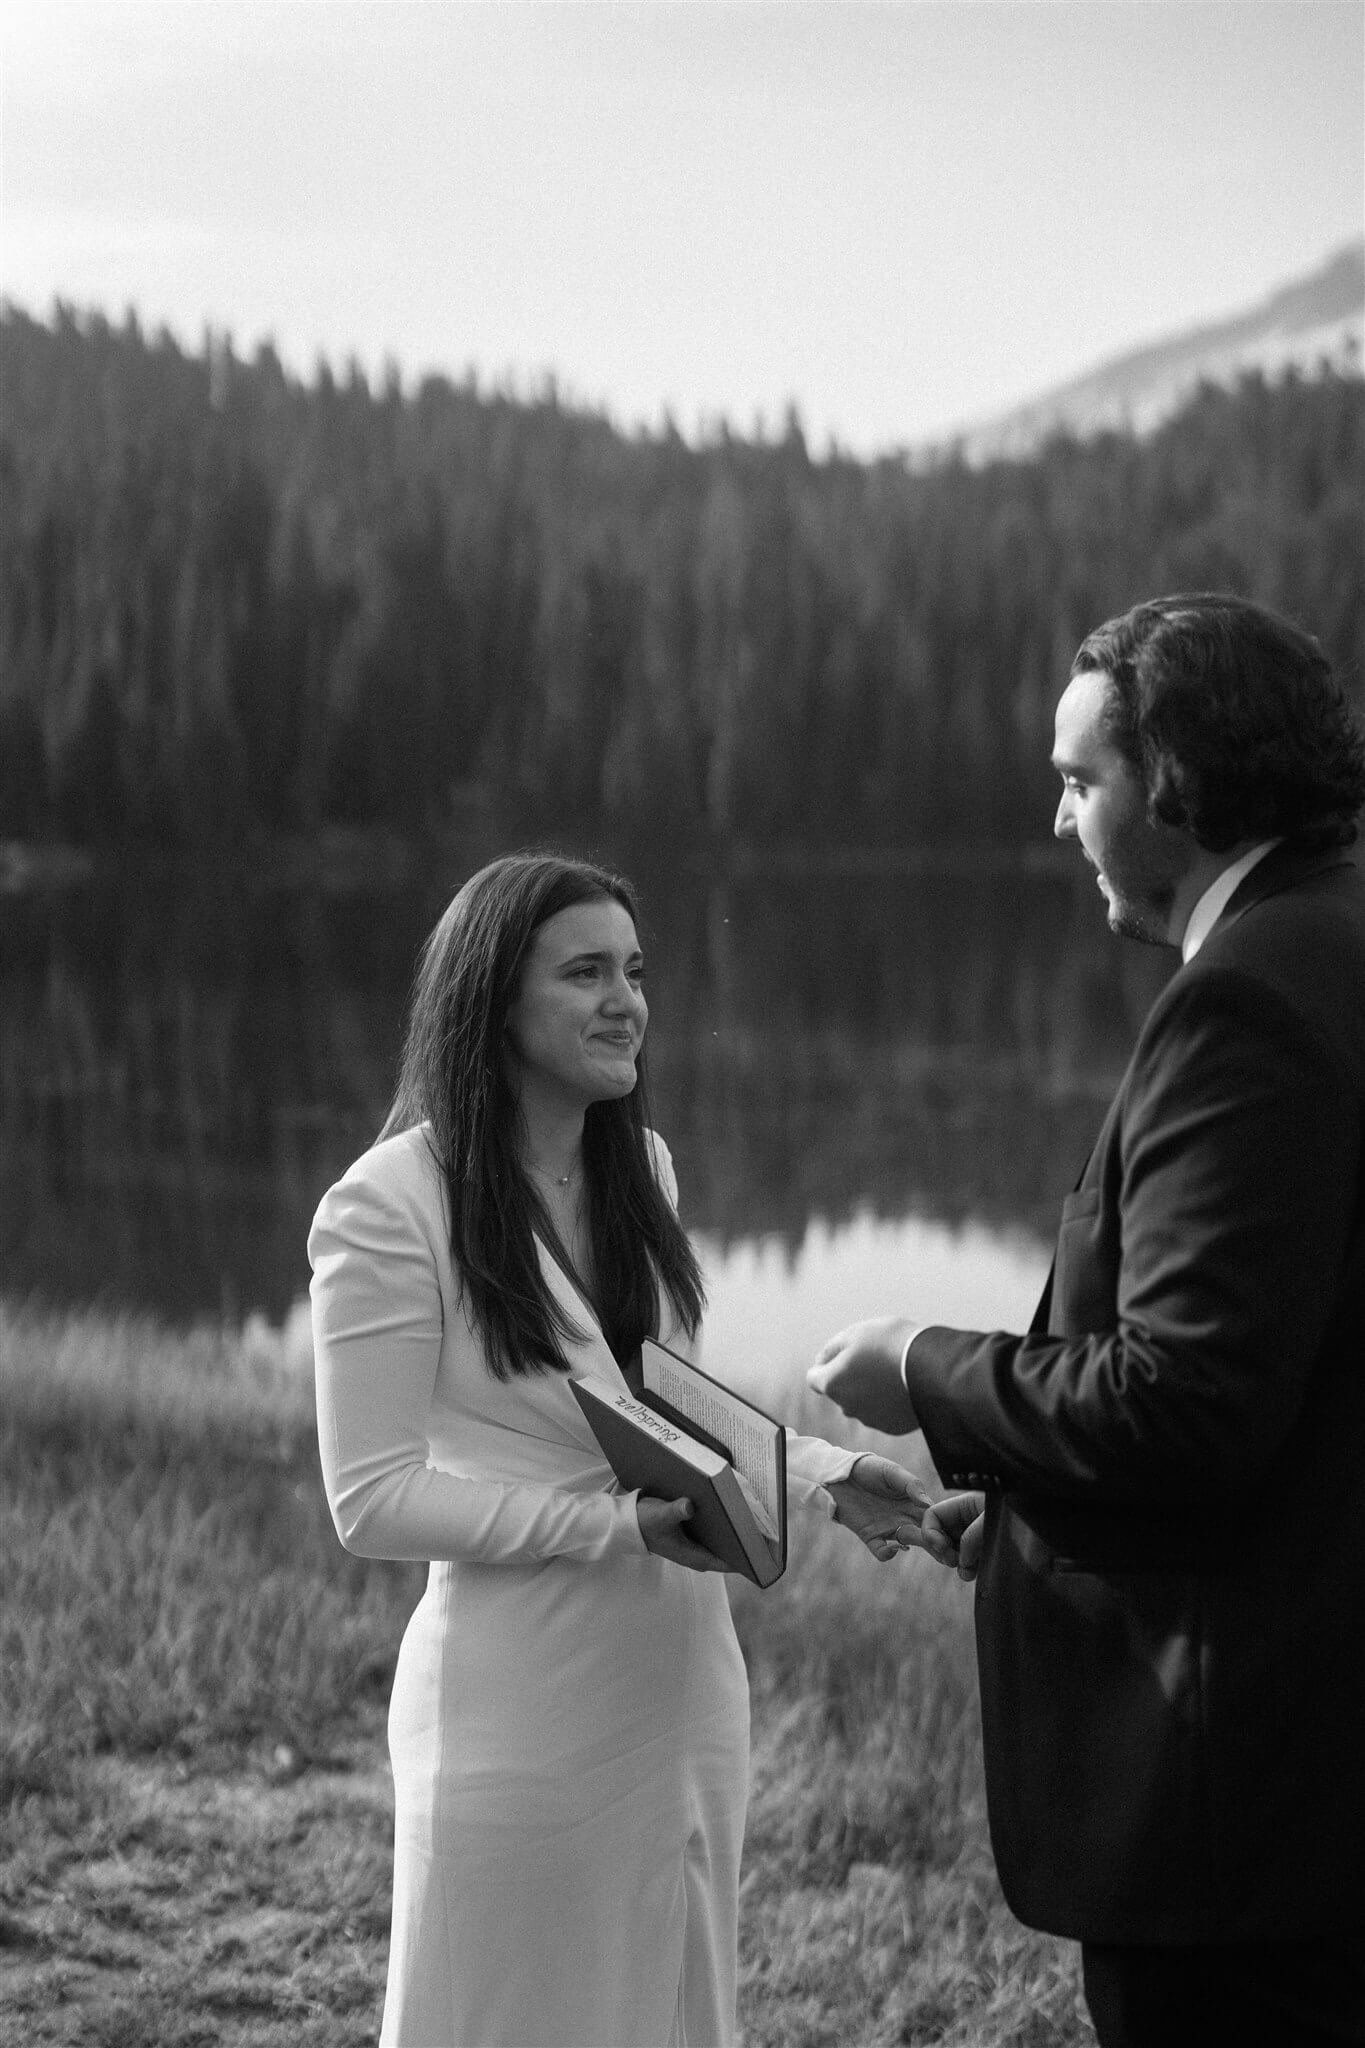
xmin=635 ymin=1495 xmax=731 ymax=1573
xmin=825 ymin=1454 xmax=940 ymax=1564
xmin=920 ymin=1491 xmax=987 ymax=1580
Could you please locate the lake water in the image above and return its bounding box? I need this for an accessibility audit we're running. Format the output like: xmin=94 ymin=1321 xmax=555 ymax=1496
xmin=0 ymin=837 xmax=1174 ymax=1410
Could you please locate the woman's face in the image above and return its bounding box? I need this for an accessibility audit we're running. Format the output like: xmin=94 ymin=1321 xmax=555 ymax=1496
xmin=504 ymin=897 xmax=648 ymax=1111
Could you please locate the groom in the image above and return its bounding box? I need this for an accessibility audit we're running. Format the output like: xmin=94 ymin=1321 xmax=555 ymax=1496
xmin=809 ymin=594 xmax=1365 ymax=2047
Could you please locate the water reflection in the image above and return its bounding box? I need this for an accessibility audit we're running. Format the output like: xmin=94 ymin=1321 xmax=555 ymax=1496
xmin=0 ymin=844 xmax=1173 ymax=1322
xmin=699 ymin=1212 xmax=1050 ymax=1461
xmin=697 ymin=1209 xmax=1049 ymax=1409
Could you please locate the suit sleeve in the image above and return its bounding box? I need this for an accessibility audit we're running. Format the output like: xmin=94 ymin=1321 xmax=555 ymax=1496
xmin=309 ymin=1162 xmax=645 ymax=1564
xmin=906 ymin=966 xmax=1360 ymax=1503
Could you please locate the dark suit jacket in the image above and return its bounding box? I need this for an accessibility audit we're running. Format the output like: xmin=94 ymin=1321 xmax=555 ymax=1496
xmin=906 ymin=844 xmax=1365 ymax=1943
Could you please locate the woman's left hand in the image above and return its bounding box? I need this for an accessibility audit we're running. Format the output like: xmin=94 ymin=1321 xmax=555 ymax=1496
xmin=825 ymin=1454 xmax=942 ymax=1564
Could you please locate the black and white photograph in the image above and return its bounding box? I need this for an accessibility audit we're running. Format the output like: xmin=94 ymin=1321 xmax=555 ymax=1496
xmin=2 ymin=4 xmax=1362 ymax=2044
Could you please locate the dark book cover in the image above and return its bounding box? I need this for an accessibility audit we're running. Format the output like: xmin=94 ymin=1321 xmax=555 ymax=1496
xmin=570 ymin=1370 xmax=786 ymax=1586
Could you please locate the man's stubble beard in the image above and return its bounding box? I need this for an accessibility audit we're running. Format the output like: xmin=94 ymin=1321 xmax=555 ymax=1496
xmin=1105 ymin=876 xmax=1177 ymax=947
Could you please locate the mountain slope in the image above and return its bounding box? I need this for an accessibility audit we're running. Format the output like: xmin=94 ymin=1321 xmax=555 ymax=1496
xmin=952 ymin=242 xmax=1363 ymax=464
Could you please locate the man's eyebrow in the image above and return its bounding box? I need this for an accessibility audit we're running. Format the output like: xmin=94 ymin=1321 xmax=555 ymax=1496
xmin=1050 ymin=751 xmax=1092 ymax=776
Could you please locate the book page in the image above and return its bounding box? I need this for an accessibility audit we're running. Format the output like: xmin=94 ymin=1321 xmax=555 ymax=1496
xmin=642 ymin=1344 xmax=781 ymax=1540
xmin=591 ymin=1382 xmax=725 ymax=1474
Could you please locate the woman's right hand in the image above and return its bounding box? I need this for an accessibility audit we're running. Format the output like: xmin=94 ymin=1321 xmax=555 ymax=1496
xmin=635 ymin=1495 xmax=731 ymax=1573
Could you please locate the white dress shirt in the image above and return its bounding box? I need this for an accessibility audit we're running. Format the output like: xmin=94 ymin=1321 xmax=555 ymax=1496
xmin=1179 ymin=840 xmax=1279 ymax=962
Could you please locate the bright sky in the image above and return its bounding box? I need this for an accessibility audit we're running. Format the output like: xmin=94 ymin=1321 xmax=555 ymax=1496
xmin=2 ymin=1 xmax=1361 ymax=455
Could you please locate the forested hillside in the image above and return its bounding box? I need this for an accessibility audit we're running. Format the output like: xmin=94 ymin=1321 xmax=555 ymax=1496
xmin=2 ymin=303 xmax=1361 ymax=849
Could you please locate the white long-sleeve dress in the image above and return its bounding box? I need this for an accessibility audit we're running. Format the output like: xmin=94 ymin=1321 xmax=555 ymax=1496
xmin=308 ymin=1124 xmax=855 ymax=2048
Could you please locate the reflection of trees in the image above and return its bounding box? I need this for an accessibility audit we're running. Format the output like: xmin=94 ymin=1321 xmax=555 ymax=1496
xmin=0 ymin=858 xmax=1173 ymax=1316
xmin=645 ymin=861 xmax=1172 ymax=1247
xmin=0 ymin=872 xmax=421 ymax=1318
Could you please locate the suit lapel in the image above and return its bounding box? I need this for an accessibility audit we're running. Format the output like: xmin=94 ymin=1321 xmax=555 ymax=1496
xmin=1031 ymin=1086 xmax=1126 ymax=1333
xmin=1029 ymin=1265 xmax=1056 ymax=1336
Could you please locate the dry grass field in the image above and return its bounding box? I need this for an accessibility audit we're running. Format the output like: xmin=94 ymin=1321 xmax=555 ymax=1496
xmin=0 ymin=1301 xmax=1090 ymax=2047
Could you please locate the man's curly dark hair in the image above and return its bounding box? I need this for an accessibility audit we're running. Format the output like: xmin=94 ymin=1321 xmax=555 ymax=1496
xmin=1072 ymin=593 xmax=1365 ymax=853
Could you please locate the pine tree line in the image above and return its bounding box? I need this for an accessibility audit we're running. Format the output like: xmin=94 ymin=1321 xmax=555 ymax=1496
xmin=2 ymin=302 xmax=1361 ymax=848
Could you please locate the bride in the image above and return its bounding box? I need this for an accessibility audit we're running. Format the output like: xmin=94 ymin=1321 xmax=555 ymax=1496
xmin=309 ymin=851 xmax=957 ymax=2048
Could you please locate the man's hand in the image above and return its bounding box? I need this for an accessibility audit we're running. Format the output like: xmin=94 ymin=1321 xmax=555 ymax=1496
xmin=826 ymin=1454 xmax=942 ymax=1563
xmin=636 ymin=1495 xmax=731 ymax=1573
xmin=808 ymin=1317 xmax=921 ymax=1435
xmin=920 ymin=1492 xmax=987 ymax=1581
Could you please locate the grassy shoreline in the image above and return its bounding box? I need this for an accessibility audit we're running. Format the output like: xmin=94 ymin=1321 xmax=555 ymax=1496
xmin=0 ymin=1301 xmax=1089 ymax=2045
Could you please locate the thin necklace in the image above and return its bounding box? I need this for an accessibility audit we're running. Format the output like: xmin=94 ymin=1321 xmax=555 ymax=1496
xmin=530 ymin=1159 xmax=579 ymax=1189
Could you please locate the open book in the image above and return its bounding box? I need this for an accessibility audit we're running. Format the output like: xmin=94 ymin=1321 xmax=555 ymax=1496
xmin=570 ymin=1338 xmax=787 ymax=1587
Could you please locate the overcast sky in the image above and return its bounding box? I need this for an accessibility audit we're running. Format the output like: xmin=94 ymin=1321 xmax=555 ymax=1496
xmin=2 ymin=1 xmax=1361 ymax=455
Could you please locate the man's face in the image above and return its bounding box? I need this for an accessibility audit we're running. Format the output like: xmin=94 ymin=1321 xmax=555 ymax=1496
xmin=1051 ymin=669 xmax=1192 ymax=945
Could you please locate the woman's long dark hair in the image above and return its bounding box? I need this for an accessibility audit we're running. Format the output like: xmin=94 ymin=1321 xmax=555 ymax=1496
xmin=380 ymin=852 xmax=706 ymax=1380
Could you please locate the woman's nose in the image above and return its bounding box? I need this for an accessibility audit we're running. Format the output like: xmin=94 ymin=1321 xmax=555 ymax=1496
xmin=605 ymin=975 xmax=644 ymax=1013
